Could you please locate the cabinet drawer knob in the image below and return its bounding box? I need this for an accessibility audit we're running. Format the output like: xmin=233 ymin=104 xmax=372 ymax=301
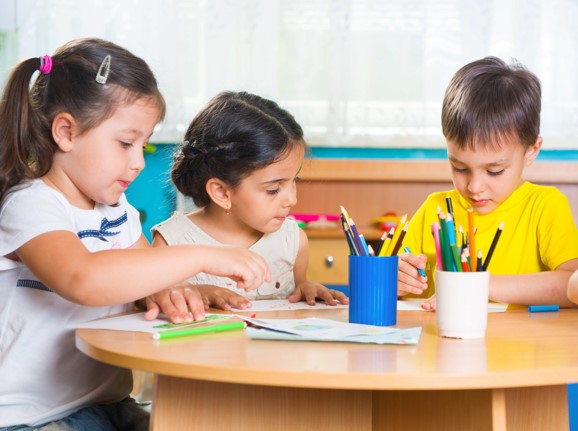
xmin=325 ymin=256 xmax=334 ymax=268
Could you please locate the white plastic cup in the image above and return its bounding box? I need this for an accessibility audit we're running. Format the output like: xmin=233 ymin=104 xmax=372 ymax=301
xmin=435 ymin=269 xmax=490 ymax=339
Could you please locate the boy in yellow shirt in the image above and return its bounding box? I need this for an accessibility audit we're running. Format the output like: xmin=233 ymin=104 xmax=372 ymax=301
xmin=400 ymin=56 xmax=578 ymax=309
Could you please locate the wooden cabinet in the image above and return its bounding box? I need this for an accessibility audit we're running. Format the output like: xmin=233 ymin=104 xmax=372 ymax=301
xmin=307 ymin=238 xmax=350 ymax=285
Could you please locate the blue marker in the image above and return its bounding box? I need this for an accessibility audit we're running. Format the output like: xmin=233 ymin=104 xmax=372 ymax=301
xmin=528 ymin=305 xmax=560 ymax=313
xmin=403 ymin=246 xmax=427 ymax=278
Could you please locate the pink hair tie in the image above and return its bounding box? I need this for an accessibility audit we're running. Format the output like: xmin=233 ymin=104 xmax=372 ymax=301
xmin=39 ymin=55 xmax=52 ymax=74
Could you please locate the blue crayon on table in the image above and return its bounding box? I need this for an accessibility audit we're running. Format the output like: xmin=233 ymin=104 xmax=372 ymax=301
xmin=528 ymin=305 xmax=560 ymax=313
xmin=403 ymin=246 xmax=426 ymax=277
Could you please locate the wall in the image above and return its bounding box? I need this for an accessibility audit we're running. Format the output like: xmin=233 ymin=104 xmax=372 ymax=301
xmin=124 ymin=144 xmax=176 ymax=242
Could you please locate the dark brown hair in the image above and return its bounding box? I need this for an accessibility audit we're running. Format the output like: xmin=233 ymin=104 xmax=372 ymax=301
xmin=441 ymin=56 xmax=541 ymax=150
xmin=0 ymin=37 xmax=166 ymax=204
xmin=172 ymin=91 xmax=305 ymax=208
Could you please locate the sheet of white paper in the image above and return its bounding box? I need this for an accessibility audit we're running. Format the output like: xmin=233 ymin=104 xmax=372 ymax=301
xmin=236 ymin=299 xmax=508 ymax=313
xmin=396 ymin=299 xmax=508 ymax=312
xmin=232 ymin=299 xmax=349 ymax=312
xmin=243 ymin=316 xmax=421 ymax=345
xmin=74 ymin=312 xmax=231 ymax=333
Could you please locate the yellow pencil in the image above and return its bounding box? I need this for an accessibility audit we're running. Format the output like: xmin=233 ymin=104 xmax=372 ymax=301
xmin=377 ymin=227 xmax=395 ymax=257
xmin=384 ymin=214 xmax=407 ymax=256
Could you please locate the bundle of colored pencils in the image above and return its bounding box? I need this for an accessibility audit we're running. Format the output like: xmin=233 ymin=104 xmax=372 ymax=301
xmin=433 ymin=196 xmax=503 ymax=272
xmin=340 ymin=206 xmax=408 ymax=257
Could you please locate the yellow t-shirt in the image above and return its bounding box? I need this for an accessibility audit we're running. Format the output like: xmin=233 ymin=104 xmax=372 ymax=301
xmin=403 ymin=182 xmax=578 ymax=298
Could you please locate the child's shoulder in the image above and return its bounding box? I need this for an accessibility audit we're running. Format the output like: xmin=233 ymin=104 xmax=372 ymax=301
xmin=520 ymin=182 xmax=568 ymax=203
xmin=2 ymin=179 xmax=68 ymax=213
xmin=151 ymin=211 xmax=191 ymax=232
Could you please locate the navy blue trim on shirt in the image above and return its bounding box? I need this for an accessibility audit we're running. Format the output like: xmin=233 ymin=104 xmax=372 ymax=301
xmin=17 ymin=279 xmax=52 ymax=292
xmin=77 ymin=212 xmax=128 ymax=241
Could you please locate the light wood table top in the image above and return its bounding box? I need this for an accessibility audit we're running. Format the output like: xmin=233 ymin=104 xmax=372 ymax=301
xmin=76 ymin=307 xmax=578 ymax=391
xmin=76 ymin=307 xmax=578 ymax=430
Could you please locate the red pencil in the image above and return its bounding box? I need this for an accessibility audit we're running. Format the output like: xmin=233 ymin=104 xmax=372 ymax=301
xmin=461 ymin=250 xmax=470 ymax=272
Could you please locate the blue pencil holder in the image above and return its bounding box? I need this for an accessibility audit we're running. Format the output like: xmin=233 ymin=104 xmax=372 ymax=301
xmin=348 ymin=255 xmax=398 ymax=326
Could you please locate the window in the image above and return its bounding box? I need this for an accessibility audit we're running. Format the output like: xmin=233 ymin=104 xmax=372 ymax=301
xmin=2 ymin=0 xmax=577 ymax=148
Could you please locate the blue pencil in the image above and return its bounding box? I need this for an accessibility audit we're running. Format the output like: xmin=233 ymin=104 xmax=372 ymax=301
xmin=348 ymin=217 xmax=367 ymax=256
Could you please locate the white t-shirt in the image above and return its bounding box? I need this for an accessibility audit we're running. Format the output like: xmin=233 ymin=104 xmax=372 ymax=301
xmin=0 ymin=179 xmax=142 ymax=427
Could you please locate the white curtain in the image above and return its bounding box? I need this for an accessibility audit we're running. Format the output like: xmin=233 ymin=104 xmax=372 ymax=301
xmin=2 ymin=0 xmax=577 ymax=148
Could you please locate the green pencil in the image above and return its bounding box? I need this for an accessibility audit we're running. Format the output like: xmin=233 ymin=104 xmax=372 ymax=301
xmin=153 ymin=321 xmax=246 ymax=340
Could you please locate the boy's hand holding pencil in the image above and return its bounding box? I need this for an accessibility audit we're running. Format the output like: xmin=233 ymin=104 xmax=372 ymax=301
xmin=397 ymin=252 xmax=429 ymax=297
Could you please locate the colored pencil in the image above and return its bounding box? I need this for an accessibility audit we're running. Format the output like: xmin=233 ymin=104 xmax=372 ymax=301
xmin=348 ymin=217 xmax=367 ymax=256
xmin=476 ymin=249 xmax=483 ymax=272
xmin=451 ymin=244 xmax=463 ymax=272
xmin=340 ymin=205 xmax=351 ymax=224
xmin=464 ymin=248 xmax=472 ymax=271
xmin=340 ymin=213 xmax=358 ymax=255
xmin=461 ymin=249 xmax=470 ymax=272
xmin=468 ymin=209 xmax=476 ymax=272
xmin=367 ymin=244 xmax=375 ymax=256
xmin=384 ymin=214 xmax=407 ymax=256
xmin=390 ymin=221 xmax=408 ymax=256
xmin=458 ymin=225 xmax=466 ymax=252
xmin=445 ymin=214 xmax=457 ymax=245
xmin=438 ymin=212 xmax=454 ymax=271
xmin=359 ymin=234 xmax=370 ymax=255
xmin=431 ymin=222 xmax=444 ymax=270
xmin=377 ymin=227 xmax=395 ymax=257
xmin=445 ymin=195 xmax=454 ymax=220
xmin=482 ymin=221 xmax=504 ymax=271
xmin=374 ymin=230 xmax=387 ymax=256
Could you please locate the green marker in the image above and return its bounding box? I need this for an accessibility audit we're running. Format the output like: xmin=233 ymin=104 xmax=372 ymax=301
xmin=152 ymin=321 xmax=246 ymax=340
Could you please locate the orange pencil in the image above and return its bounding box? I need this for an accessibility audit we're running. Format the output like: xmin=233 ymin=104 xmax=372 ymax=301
xmin=468 ymin=209 xmax=476 ymax=272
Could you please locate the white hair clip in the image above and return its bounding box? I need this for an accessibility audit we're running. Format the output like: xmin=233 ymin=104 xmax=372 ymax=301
xmin=95 ymin=55 xmax=111 ymax=84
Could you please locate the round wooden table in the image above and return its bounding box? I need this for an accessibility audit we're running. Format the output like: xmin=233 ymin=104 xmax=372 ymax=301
xmin=76 ymin=307 xmax=578 ymax=431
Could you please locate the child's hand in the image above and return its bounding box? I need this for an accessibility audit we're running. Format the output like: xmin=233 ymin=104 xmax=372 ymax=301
xmin=288 ymin=281 xmax=349 ymax=306
xmin=398 ymin=252 xmax=428 ymax=297
xmin=196 ymin=285 xmax=252 ymax=311
xmin=143 ymin=282 xmax=206 ymax=323
xmin=203 ymin=246 xmax=271 ymax=291
xmin=421 ymin=294 xmax=436 ymax=311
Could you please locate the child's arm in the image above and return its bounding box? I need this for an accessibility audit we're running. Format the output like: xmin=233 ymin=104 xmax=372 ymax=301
xmin=144 ymin=232 xmax=253 ymax=320
xmin=490 ymin=259 xmax=578 ymax=307
xmin=16 ymin=230 xmax=270 ymax=307
xmin=288 ymin=229 xmax=349 ymax=305
xmin=567 ymin=269 xmax=578 ymax=305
